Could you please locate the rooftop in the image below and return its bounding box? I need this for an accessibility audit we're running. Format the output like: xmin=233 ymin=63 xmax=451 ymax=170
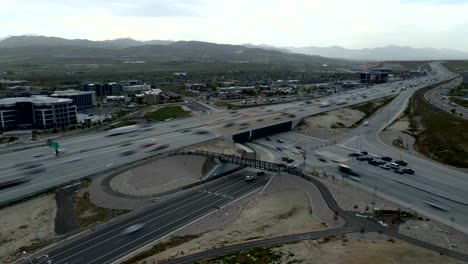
xmin=0 ymin=96 xmax=72 ymax=107
xmin=51 ymin=89 xmax=95 ymax=96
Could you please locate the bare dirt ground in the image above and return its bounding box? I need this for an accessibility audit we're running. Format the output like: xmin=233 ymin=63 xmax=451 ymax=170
xmin=142 ymin=189 xmax=325 ymax=263
xmin=400 ymin=220 xmax=468 ymax=255
xmin=187 ymin=140 xmax=246 ymax=157
xmin=109 ymin=156 xmax=206 ymax=196
xmin=0 ymin=194 xmax=57 ymax=263
xmin=274 ymin=235 xmax=465 ymax=264
xmin=296 ymin=108 xmax=364 ymax=140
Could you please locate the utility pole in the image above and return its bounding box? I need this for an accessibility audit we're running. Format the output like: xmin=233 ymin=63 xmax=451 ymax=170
xmin=372 ymin=185 xmax=377 ymax=215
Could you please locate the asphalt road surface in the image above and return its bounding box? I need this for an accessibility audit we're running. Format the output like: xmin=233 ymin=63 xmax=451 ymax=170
xmin=0 ymin=62 xmax=453 ymax=206
xmin=32 ymin=169 xmax=270 ymax=264
xmin=424 ymin=76 xmax=468 ymax=119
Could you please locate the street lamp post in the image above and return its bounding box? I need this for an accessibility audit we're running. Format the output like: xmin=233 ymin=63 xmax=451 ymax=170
xmin=23 ymin=251 xmax=33 ymax=264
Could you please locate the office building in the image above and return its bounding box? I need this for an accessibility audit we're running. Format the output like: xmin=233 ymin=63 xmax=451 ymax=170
xmin=49 ymin=90 xmax=96 ymax=110
xmin=0 ymin=96 xmax=77 ymax=130
xmin=122 ymin=84 xmax=151 ymax=93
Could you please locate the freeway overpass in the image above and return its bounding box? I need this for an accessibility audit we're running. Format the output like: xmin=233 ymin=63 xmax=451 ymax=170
xmin=0 ymin=63 xmax=453 ymax=206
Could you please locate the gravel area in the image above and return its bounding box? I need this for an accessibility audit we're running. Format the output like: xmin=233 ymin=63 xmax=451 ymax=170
xmin=400 ymin=220 xmax=468 ymax=255
xmin=187 ymin=140 xmax=246 ymax=157
xmin=109 ymin=156 xmax=206 ymax=196
xmin=146 ymin=188 xmax=324 ymax=263
xmin=317 ymin=176 xmax=401 ymax=211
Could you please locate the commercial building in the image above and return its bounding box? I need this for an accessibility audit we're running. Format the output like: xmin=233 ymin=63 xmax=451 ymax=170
xmin=81 ymin=82 xmax=122 ymax=96
xmin=0 ymin=79 xmax=28 ymax=89
xmin=122 ymin=84 xmax=151 ymax=93
xmin=49 ymin=90 xmax=96 ymax=110
xmin=185 ymin=83 xmax=207 ymax=92
xmin=463 ymin=75 xmax=468 ymax=85
xmin=217 ymin=86 xmax=256 ymax=94
xmin=0 ymin=96 xmax=77 ymax=130
xmin=143 ymin=89 xmax=163 ymax=105
xmin=359 ymin=72 xmax=389 ymax=83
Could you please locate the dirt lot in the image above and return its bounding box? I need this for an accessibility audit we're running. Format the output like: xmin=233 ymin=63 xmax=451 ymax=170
xmin=142 ymin=189 xmax=324 ymax=263
xmin=273 ymin=235 xmax=465 ymax=264
xmin=0 ymin=194 xmax=57 ymax=263
xmin=188 ymin=140 xmax=246 ymax=157
xmin=296 ymin=108 xmax=364 ymax=139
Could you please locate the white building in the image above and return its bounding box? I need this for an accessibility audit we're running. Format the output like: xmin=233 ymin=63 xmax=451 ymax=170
xmin=122 ymin=84 xmax=151 ymax=93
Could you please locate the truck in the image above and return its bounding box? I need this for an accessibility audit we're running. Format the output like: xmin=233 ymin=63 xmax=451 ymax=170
xmin=106 ymin=125 xmax=139 ymax=136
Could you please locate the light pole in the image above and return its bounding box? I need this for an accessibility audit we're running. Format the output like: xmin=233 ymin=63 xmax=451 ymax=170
xmin=23 ymin=251 xmax=33 ymax=264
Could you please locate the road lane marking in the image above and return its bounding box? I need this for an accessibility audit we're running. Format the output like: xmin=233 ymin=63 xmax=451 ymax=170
xmin=105 ymin=163 xmax=114 ymax=167
xmin=42 ymin=172 xmax=252 ymax=264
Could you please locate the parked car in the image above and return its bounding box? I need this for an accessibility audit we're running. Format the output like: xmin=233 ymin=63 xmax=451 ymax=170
xmin=381 ymin=156 xmax=392 ymax=162
xmin=244 ymin=175 xmax=254 ymax=181
xmin=380 ymin=164 xmax=391 ymax=170
xmin=395 ymin=160 xmax=408 ymax=166
xmin=403 ymin=168 xmax=415 ymax=175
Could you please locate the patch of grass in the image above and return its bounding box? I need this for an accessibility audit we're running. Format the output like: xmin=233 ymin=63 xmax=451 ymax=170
xmin=450 ymin=97 xmax=468 ymax=108
xmin=144 ymin=105 xmax=190 ymax=121
xmin=121 ymin=235 xmax=199 ymax=264
xmin=407 ymin=83 xmax=468 ymax=167
xmin=199 ymin=247 xmax=284 ymax=264
xmin=349 ymin=95 xmax=397 ymax=127
xmin=331 ymin=122 xmax=346 ymax=128
xmin=448 ymin=83 xmax=468 ymax=96
xmin=74 ymin=178 xmax=129 ymax=230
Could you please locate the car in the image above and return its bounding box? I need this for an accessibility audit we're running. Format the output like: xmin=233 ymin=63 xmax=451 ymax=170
xmin=256 ymin=171 xmax=266 ymax=176
xmin=388 ymin=163 xmax=400 ymax=169
xmin=141 ymin=142 xmax=157 ymax=148
xmin=380 ymin=164 xmax=391 ymax=170
xmin=381 ymin=156 xmax=392 ymax=162
xmin=368 ymin=160 xmax=379 ymax=166
xmin=395 ymin=160 xmax=408 ymax=166
xmin=245 ymin=175 xmax=254 ymax=181
xmin=265 ymin=137 xmax=271 ymax=141
xmin=122 ymin=223 xmax=145 ymax=235
xmin=403 ymin=168 xmax=415 ymax=174
xmin=393 ymin=169 xmax=405 ymax=174
xmin=276 ymin=146 xmax=282 ymax=151
xmin=276 ymin=139 xmax=284 ymax=143
xmin=338 ymin=164 xmax=359 ymax=177
xmin=348 ymin=153 xmax=361 ymax=157
xmin=286 ymin=158 xmax=294 ymax=163
xmin=281 ymin=156 xmax=289 ymax=161
xmin=363 ymin=121 xmax=369 ymax=126
xmin=370 ymin=153 xmax=381 ymax=159
xmin=360 ymin=151 xmax=368 ymax=155
xmin=357 ymin=156 xmax=367 ymax=161
xmin=120 ymin=150 xmax=136 ymax=156
xmin=295 ymin=146 xmax=302 ymax=150
xmin=424 ymin=198 xmax=450 ymax=212
xmin=151 ymin=144 xmax=169 ymax=151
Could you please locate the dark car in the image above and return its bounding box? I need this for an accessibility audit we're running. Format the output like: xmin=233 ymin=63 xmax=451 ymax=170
xmin=349 ymin=153 xmax=360 ymax=157
xmin=256 ymin=171 xmax=266 ymax=176
xmin=286 ymin=158 xmax=294 ymax=163
xmin=281 ymin=156 xmax=289 ymax=161
xmin=120 ymin=150 xmax=136 ymax=156
xmin=395 ymin=160 xmax=408 ymax=166
xmin=151 ymin=144 xmax=169 ymax=151
xmin=381 ymin=156 xmax=392 ymax=162
xmin=277 ymin=139 xmax=284 ymax=143
xmin=368 ymin=160 xmax=379 ymax=166
xmin=360 ymin=151 xmax=368 ymax=155
xmin=403 ymin=168 xmax=415 ymax=174
xmin=265 ymin=137 xmax=271 ymax=141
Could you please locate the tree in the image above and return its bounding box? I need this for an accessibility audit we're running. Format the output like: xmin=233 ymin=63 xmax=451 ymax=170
xmin=52 ymin=127 xmax=58 ymax=133
xmin=61 ymin=126 xmax=66 ymax=132
xmin=31 ymin=129 xmax=40 ymax=140
xmin=353 ymin=204 xmax=358 ymax=210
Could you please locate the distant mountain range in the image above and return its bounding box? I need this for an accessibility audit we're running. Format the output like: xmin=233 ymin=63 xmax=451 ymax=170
xmin=1 ymin=35 xmax=467 ymax=61
xmin=0 ymin=35 xmax=345 ymax=67
xmin=244 ymin=44 xmax=468 ymax=61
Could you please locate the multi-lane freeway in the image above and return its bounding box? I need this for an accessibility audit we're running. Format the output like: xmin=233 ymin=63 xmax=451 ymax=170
xmin=32 ymin=169 xmax=269 ymax=264
xmin=0 ymin=67 xmax=446 ymax=206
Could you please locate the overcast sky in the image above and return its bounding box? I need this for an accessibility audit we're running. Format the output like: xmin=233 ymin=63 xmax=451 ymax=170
xmin=1 ymin=0 xmax=468 ymax=51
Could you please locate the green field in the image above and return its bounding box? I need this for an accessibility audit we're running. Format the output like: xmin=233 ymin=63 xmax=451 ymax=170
xmin=144 ymin=105 xmax=190 ymax=121
xmin=406 ymin=83 xmax=468 ymax=167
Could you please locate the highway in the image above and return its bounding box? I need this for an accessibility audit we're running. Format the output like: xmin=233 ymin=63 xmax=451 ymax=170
xmin=32 ymin=169 xmax=270 ymax=264
xmin=424 ymin=76 xmax=468 ymax=119
xmin=0 ymin=68 xmax=444 ymax=206
xmin=249 ymin=63 xmax=468 ymax=233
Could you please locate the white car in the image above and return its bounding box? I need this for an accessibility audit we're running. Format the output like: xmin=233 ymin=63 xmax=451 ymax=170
xmin=380 ymin=164 xmax=391 ymax=170
xmin=244 ymin=175 xmax=254 ymax=181
xmin=122 ymin=223 xmax=145 ymax=235
xmin=370 ymin=153 xmax=381 ymax=159
xmin=389 ymin=163 xmax=400 ymax=169
xmin=363 ymin=121 xmax=369 ymax=126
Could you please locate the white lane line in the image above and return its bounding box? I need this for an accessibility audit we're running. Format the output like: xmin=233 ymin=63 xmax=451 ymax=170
xmin=46 ymin=175 xmax=250 ymax=264
xmin=105 ymin=163 xmax=114 ymax=167
xmin=90 ymin=180 xmax=266 ymax=264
